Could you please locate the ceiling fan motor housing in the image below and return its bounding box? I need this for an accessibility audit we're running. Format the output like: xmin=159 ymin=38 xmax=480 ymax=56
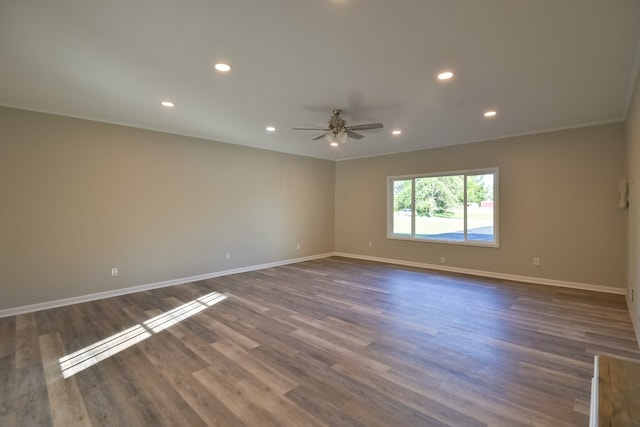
xmin=328 ymin=109 xmax=346 ymax=132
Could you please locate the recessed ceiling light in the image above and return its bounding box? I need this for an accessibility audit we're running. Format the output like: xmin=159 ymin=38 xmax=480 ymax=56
xmin=214 ymin=63 xmax=231 ymax=72
xmin=330 ymin=141 xmax=339 ymax=147
xmin=437 ymin=71 xmax=454 ymax=80
xmin=161 ymin=101 xmax=175 ymax=107
xmin=392 ymin=130 xmax=402 ymax=135
xmin=266 ymin=126 xmax=276 ymax=132
xmin=484 ymin=110 xmax=497 ymax=118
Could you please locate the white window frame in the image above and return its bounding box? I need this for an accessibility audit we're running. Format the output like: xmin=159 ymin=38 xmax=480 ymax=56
xmin=387 ymin=168 xmax=499 ymax=247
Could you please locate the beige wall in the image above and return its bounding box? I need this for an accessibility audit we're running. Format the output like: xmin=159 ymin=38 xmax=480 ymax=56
xmin=626 ymin=71 xmax=640 ymax=341
xmin=0 ymin=107 xmax=335 ymax=310
xmin=0 ymin=105 xmax=630 ymax=312
xmin=336 ymin=123 xmax=627 ymax=289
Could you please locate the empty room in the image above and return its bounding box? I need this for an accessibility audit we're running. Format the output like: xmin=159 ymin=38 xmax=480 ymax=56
xmin=2 ymin=1 xmax=640 ymax=426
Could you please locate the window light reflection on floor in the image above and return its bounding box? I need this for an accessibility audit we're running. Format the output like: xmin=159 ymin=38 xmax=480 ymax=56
xmin=59 ymin=291 xmax=227 ymax=379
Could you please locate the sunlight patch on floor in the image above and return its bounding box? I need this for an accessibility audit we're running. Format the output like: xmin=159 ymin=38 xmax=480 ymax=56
xmin=59 ymin=291 xmax=227 ymax=378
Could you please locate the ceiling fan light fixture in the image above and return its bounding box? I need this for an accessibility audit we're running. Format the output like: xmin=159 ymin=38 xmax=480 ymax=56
xmin=326 ymin=130 xmax=347 ymax=145
xmin=294 ymin=109 xmax=383 ymax=146
xmin=337 ymin=130 xmax=348 ymax=143
xmin=325 ymin=132 xmax=334 ymax=143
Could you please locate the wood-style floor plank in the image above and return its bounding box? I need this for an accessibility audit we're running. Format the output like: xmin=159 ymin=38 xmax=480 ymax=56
xmin=15 ymin=313 xmax=41 ymax=368
xmin=39 ymin=332 xmax=91 ymax=427
xmin=1 ymin=257 xmax=639 ymax=426
xmin=13 ymin=363 xmax=52 ymax=427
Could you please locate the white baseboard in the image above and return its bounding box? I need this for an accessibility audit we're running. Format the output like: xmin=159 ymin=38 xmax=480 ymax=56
xmin=0 ymin=253 xmax=334 ymax=318
xmin=334 ymin=252 xmax=626 ymax=295
xmin=1 ymin=251 xmax=625 ymax=318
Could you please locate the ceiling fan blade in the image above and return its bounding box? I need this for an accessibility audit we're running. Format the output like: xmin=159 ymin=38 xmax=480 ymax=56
xmin=347 ymin=131 xmax=365 ymax=140
xmin=311 ymin=133 xmax=327 ymax=141
xmin=347 ymin=123 xmax=384 ymax=131
xmin=293 ymin=127 xmax=330 ymax=131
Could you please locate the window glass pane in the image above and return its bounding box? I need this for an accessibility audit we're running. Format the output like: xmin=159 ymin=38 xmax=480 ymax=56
xmin=392 ymin=179 xmax=412 ymax=236
xmin=387 ymin=169 xmax=498 ymax=247
xmin=466 ymin=173 xmax=495 ymax=242
xmin=414 ymin=175 xmax=464 ymax=241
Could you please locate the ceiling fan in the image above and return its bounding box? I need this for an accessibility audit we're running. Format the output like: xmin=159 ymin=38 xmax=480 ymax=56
xmin=293 ymin=109 xmax=383 ymax=145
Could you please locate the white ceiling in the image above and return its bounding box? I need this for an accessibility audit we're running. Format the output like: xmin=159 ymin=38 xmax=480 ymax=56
xmin=1 ymin=1 xmax=640 ymax=161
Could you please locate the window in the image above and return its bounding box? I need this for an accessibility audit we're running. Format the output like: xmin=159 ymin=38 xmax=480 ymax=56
xmin=388 ymin=168 xmax=498 ymax=246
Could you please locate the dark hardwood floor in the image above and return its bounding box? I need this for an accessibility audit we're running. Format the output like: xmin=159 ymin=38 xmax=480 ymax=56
xmin=1 ymin=257 xmax=639 ymax=426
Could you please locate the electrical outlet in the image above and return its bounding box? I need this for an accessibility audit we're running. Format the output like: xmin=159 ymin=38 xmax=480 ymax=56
xmin=632 ymin=289 xmax=634 ymax=302
xmin=296 ymin=243 xmax=300 ymax=250
xmin=368 ymin=242 xmax=372 ymax=248
xmin=111 ymin=267 xmax=118 ymax=276
xmin=440 ymin=257 xmax=445 ymax=264
xmin=533 ymin=257 xmax=540 ymax=266
xmin=226 ymin=252 xmax=231 ymax=260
